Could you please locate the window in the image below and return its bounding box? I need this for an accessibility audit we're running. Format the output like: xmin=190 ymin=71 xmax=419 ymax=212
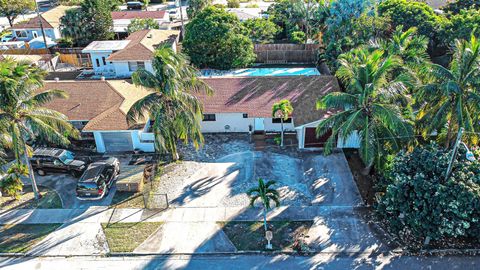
xmin=32 ymin=31 xmax=38 ymax=38
xmin=14 ymin=30 xmax=27 ymax=38
xmin=102 ymin=57 xmax=107 ymax=66
xmin=128 ymin=61 xmax=145 ymax=72
xmin=272 ymin=118 xmax=292 ymax=123
xmin=243 ymin=113 xmax=248 ymax=118
xmin=203 ymin=114 xmax=216 ymax=121
xmin=96 ymin=58 xmax=100 ymax=67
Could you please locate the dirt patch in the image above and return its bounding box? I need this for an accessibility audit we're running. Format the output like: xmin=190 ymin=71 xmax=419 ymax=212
xmin=178 ymin=134 xmax=253 ymax=162
xmin=343 ymin=149 xmax=376 ymax=205
xmin=0 ymin=186 xmax=63 ymax=210
xmin=220 ymin=221 xmax=313 ymax=251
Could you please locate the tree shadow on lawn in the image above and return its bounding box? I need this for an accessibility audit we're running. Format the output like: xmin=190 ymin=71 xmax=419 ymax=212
xmin=0 ymin=223 xmax=63 ymax=253
xmin=0 ymin=186 xmax=63 ymax=212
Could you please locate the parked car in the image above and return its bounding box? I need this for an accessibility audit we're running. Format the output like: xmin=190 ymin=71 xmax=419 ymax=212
xmin=127 ymin=1 xmax=143 ymax=10
xmin=1 ymin=34 xmax=13 ymax=43
xmin=31 ymin=148 xmax=87 ymax=177
xmin=76 ymin=157 xmax=120 ymax=200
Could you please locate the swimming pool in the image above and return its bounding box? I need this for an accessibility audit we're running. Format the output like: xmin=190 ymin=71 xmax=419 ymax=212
xmin=201 ymin=67 xmax=320 ymax=77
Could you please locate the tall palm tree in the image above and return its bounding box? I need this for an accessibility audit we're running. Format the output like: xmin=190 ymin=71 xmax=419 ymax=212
xmin=272 ymin=99 xmax=293 ymax=148
xmin=247 ymin=178 xmax=280 ymax=232
xmin=127 ymin=45 xmax=212 ymax=161
xmin=0 ymin=58 xmax=78 ymax=199
xmin=316 ymin=47 xmax=414 ymax=170
xmin=417 ymin=34 xmax=480 ymax=146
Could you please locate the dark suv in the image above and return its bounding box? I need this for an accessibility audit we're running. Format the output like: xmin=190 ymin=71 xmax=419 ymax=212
xmin=31 ymin=148 xmax=86 ymax=177
xmin=76 ymin=157 xmax=120 ymax=200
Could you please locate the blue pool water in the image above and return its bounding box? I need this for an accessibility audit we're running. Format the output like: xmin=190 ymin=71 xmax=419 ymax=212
xmin=201 ymin=68 xmax=320 ymax=77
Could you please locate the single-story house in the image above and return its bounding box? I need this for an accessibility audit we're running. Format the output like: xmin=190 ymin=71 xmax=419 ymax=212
xmin=39 ymin=75 xmax=360 ymax=153
xmin=111 ymin=11 xmax=171 ymax=34
xmin=82 ymin=29 xmax=180 ymax=78
xmin=10 ymin=5 xmax=73 ymax=42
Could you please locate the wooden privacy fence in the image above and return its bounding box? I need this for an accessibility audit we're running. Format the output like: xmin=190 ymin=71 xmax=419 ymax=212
xmin=0 ymin=48 xmax=50 ymax=55
xmin=50 ymin=47 xmax=91 ymax=68
xmin=254 ymin=43 xmax=321 ymax=64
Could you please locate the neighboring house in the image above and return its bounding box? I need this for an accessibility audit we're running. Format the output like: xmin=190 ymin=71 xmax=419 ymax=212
xmin=111 ymin=11 xmax=171 ymax=34
xmin=226 ymin=8 xmax=265 ymax=21
xmin=82 ymin=29 xmax=180 ymax=78
xmin=39 ymin=74 xmax=360 ymax=153
xmin=10 ymin=5 xmax=73 ymax=42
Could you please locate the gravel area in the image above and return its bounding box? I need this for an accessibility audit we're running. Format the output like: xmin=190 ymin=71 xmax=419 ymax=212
xmin=155 ymin=134 xmax=360 ymax=208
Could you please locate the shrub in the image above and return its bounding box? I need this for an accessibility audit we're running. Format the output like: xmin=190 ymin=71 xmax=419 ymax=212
xmin=376 ymin=143 xmax=480 ymax=244
xmin=0 ymin=164 xmax=27 ymax=199
xmin=227 ymin=0 xmax=240 ymax=8
xmin=289 ymin=31 xmax=305 ymax=44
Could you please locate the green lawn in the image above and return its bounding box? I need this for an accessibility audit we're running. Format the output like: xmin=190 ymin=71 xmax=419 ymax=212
xmin=0 ymin=186 xmax=63 ymax=210
xmin=0 ymin=224 xmax=62 ymax=253
xmin=220 ymin=221 xmax=313 ymax=251
xmin=101 ymin=222 xmax=163 ymax=252
xmin=111 ymin=191 xmax=145 ymax=208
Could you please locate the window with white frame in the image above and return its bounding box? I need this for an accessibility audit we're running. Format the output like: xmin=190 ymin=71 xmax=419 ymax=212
xmin=128 ymin=61 xmax=145 ymax=72
xmin=14 ymin=30 xmax=28 ymax=38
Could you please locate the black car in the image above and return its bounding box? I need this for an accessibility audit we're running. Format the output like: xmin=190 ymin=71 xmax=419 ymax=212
xmin=76 ymin=157 xmax=120 ymax=200
xmin=31 ymin=148 xmax=86 ymax=177
xmin=127 ymin=1 xmax=143 ymax=10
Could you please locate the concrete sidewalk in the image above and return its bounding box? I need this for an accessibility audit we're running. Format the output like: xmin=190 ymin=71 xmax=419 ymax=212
xmin=0 ymin=205 xmax=368 ymax=225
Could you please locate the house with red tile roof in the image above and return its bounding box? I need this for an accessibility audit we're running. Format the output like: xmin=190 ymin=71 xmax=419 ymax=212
xmin=82 ymin=29 xmax=180 ymax=78
xmin=39 ymin=73 xmax=360 ymax=153
xmin=111 ymin=11 xmax=171 ymax=34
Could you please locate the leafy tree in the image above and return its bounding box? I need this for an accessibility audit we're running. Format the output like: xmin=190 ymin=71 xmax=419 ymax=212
xmin=289 ymin=31 xmax=305 ymax=44
xmin=183 ymin=7 xmax=255 ymax=69
xmin=416 ymin=34 xmax=480 ymax=147
xmin=127 ymin=18 xmax=159 ymax=34
xmin=272 ymin=100 xmax=293 ymax=148
xmin=0 ymin=0 xmax=35 ymax=27
xmin=378 ymin=0 xmax=448 ymax=50
xmin=186 ymin=0 xmax=212 ymax=19
xmin=376 ymin=143 xmax=480 ymax=245
xmin=227 ymin=0 xmax=240 ymax=8
xmin=322 ymin=0 xmax=379 ymax=70
xmin=444 ymin=9 xmax=480 ymax=44
xmin=247 ymin=178 xmax=280 ymax=232
xmin=442 ymin=0 xmax=480 ymax=15
xmin=60 ymin=0 xmax=114 ymax=46
xmin=0 ymin=59 xmax=78 ymax=200
xmin=242 ymin=18 xmax=279 ymax=44
xmin=126 ymin=46 xmax=212 ymax=161
xmin=316 ymin=48 xmax=414 ymax=170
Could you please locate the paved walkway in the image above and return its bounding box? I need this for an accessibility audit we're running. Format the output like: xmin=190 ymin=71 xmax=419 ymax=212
xmin=0 ymin=205 xmax=367 ymax=224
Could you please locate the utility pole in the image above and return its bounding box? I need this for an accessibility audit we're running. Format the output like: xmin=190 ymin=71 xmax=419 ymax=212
xmin=178 ymin=0 xmax=185 ymax=39
xmin=305 ymin=0 xmax=311 ymax=46
xmin=34 ymin=0 xmax=55 ymax=71
xmin=445 ymin=127 xmax=464 ymax=181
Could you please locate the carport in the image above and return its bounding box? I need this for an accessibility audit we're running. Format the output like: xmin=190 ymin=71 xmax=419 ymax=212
xmin=96 ymin=132 xmax=134 ymax=152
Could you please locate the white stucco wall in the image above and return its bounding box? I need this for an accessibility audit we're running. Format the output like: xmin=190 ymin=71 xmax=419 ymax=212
xmin=90 ymin=51 xmax=115 ymax=74
xmin=264 ymin=118 xmax=295 ymax=132
xmin=201 ymin=113 xmax=254 ymax=133
xmin=112 ymin=60 xmax=153 ymax=78
xmin=12 ymin=28 xmax=59 ymax=42
xmin=131 ymin=130 xmax=155 ymax=152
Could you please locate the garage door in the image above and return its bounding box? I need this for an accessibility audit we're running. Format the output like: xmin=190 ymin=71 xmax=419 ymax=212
xmin=304 ymin=128 xmax=332 ymax=148
xmin=101 ymin=132 xmax=134 ymax=152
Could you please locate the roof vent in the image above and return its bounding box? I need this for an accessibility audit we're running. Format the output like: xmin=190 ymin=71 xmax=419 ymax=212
xmin=54 ymin=77 xmax=60 ymax=82
xmin=100 ymin=76 xmax=106 ymax=81
xmin=147 ymin=34 xmax=153 ymax=38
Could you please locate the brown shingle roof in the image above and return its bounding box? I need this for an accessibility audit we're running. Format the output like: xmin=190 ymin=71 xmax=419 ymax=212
xmin=200 ymin=76 xmax=340 ymax=126
xmin=107 ymin=29 xmax=180 ymax=61
xmin=111 ymin=11 xmax=166 ymax=20
xmin=12 ymin=5 xmax=74 ymax=29
xmin=39 ymin=80 xmax=150 ymax=131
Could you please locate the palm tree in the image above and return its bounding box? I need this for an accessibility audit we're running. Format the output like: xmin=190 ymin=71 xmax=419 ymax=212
xmin=316 ymin=47 xmax=414 ymax=170
xmin=247 ymin=178 xmax=280 ymax=232
xmin=272 ymin=99 xmax=294 ymax=148
xmin=417 ymin=34 xmax=480 ymax=147
xmin=0 ymin=58 xmax=78 ymax=199
xmin=127 ymin=45 xmax=212 ymax=161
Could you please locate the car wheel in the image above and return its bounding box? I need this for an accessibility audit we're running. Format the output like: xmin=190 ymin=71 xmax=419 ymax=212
xmin=37 ymin=169 xmax=46 ymax=176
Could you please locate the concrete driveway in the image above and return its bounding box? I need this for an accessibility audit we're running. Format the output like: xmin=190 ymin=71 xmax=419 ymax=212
xmin=33 ymin=173 xmax=116 ymax=209
xmin=157 ymin=149 xmax=362 ymax=208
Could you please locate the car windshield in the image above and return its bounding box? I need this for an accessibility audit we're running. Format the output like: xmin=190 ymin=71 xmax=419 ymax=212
xmin=58 ymin=151 xmax=75 ymax=164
